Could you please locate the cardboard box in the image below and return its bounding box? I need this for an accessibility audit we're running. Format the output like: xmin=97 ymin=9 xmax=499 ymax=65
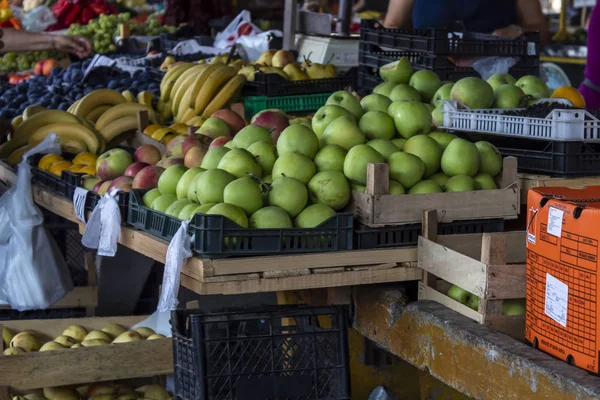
xmin=525 ymin=186 xmax=600 ymax=374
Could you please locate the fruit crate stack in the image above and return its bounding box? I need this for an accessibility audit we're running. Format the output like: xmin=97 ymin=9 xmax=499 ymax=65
xmin=358 ymin=19 xmax=540 ymax=95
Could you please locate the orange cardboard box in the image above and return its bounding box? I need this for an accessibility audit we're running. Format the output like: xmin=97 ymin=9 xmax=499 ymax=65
xmin=526 ymin=186 xmax=600 ymax=373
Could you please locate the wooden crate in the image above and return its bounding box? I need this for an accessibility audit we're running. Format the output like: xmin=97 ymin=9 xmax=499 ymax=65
xmin=0 ymin=316 xmax=172 ymax=391
xmin=518 ymin=173 xmax=600 ymax=205
xmin=350 ymin=157 xmax=519 ymax=227
xmin=418 ymin=211 xmax=526 ymax=340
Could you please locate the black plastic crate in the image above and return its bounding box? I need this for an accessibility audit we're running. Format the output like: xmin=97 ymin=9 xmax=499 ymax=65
xmin=243 ymin=68 xmax=357 ymax=97
xmin=26 ymin=155 xmax=69 ymax=198
xmin=63 ymin=171 xmax=129 ymax=222
xmin=172 ymin=305 xmax=351 ymax=400
xmin=361 ymin=19 xmax=540 ymax=57
xmin=127 ymin=189 xmax=185 ymax=242
xmin=191 ymin=212 xmax=353 ymax=259
xmin=354 ymin=218 xmax=505 ymax=249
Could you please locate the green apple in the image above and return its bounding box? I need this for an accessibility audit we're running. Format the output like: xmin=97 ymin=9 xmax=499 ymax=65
xmin=389 ymin=84 xmax=421 ymax=102
xmin=451 ymin=77 xmax=494 ymax=109
xmin=295 ymin=204 xmax=336 ymax=228
xmin=142 ymin=188 xmax=161 ymax=208
xmin=231 ymin=125 xmax=273 ymax=149
xmin=408 ymin=179 xmax=442 ymax=194
xmin=247 ymin=141 xmax=277 ymax=175
xmin=431 ymin=82 xmax=454 ymax=107
xmin=444 ymin=175 xmax=475 ymax=192
xmin=441 ymin=138 xmax=480 ymax=176
xmin=197 ymin=117 xmax=231 ymax=138
xmin=373 ymin=82 xmax=397 ymax=97
xmin=467 ymin=296 xmax=479 ymax=311
xmin=387 ymin=100 xmax=407 ymax=117
xmin=157 ymin=164 xmax=188 ymax=195
xmin=366 ymin=139 xmax=400 ymax=160
xmin=502 ymin=299 xmax=526 ymax=316
xmin=165 ymin=199 xmax=192 ymax=218
xmin=432 ymin=104 xmax=444 ymax=128
xmin=277 ymin=125 xmax=320 ymax=159
xmin=474 ymin=173 xmax=497 ymax=190
xmin=428 ymin=131 xmax=456 ymax=150
xmin=289 ymin=117 xmax=312 ymax=129
xmin=515 ymin=75 xmax=550 ymax=100
xmin=178 ymin=203 xmax=201 ymax=220
xmin=196 ymin=168 xmax=236 ymax=204
xmin=392 ymin=101 xmax=432 ymax=138
xmin=487 ymin=73 xmax=516 ymax=93
xmin=200 ymin=146 xmax=230 ymax=169
xmin=493 ymin=84 xmax=525 ymax=108
xmin=388 ymin=152 xmax=425 ymax=189
xmin=409 ymin=70 xmax=441 ymax=103
xmin=312 ymin=105 xmax=354 ymax=138
xmin=223 ymin=177 xmax=263 ymax=215
xmin=249 ymin=206 xmax=293 ymax=229
xmin=308 ymin=170 xmax=351 ymax=210
xmin=389 ymin=180 xmax=405 ymax=194
xmin=175 ymin=167 xmax=204 ymax=200
xmin=475 ymin=141 xmax=502 ymax=176
xmin=351 ymin=183 xmax=366 ymax=193
xmin=360 ymin=94 xmax=392 ymax=113
xmin=321 ymin=116 xmax=366 ymax=151
xmin=430 ymin=172 xmax=449 ymax=187
xmin=217 ymin=148 xmax=262 ymax=179
xmin=314 ymin=144 xmax=347 ymax=173
xmin=379 ymin=57 xmax=413 ymax=84
xmin=447 ymin=285 xmax=471 ymax=304
xmin=391 ymin=138 xmax=407 ymax=150
xmin=343 ymin=144 xmax=385 ymax=185
xmin=96 ymin=148 xmax=133 ymax=181
xmin=151 ymin=194 xmax=177 ymax=213
xmin=326 ymin=91 xmax=364 ymax=121
xmin=272 ymin=152 xmax=316 ymax=184
xmin=207 ymin=203 xmax=248 ymax=228
xmin=402 ymin=135 xmax=443 ymax=178
xmin=187 ymin=172 xmax=204 ymax=202
xmin=359 ymin=111 xmax=395 ymax=140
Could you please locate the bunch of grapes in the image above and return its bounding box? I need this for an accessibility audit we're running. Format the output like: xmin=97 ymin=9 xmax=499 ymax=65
xmin=0 ymin=51 xmax=64 ymax=73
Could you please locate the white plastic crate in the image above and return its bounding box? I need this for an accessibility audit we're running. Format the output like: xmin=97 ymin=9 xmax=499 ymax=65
xmin=441 ymin=101 xmax=600 ymax=142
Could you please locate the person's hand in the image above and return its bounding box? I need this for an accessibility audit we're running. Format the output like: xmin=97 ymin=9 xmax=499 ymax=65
xmin=51 ymin=35 xmax=92 ymax=59
xmin=492 ymin=25 xmax=524 ymax=39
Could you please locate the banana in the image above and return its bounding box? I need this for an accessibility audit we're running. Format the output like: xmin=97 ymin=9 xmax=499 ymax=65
xmin=85 ymin=105 xmax=112 ymax=123
xmin=169 ymin=65 xmax=207 ymax=111
xmin=137 ymin=91 xmax=155 ymax=108
xmin=194 ymin=66 xmax=237 ymax=115
xmin=28 ymin=123 xmax=103 ymax=154
xmin=122 ymin=90 xmax=136 ymax=102
xmin=186 ymin=116 xmax=207 ymax=126
xmin=23 ymin=105 xmax=46 ymax=120
xmin=157 ymin=99 xmax=173 ymax=123
xmin=61 ymin=139 xmax=88 ymax=154
xmin=99 ymin=116 xmax=139 ymax=144
xmin=11 ymin=115 xmax=22 ymax=129
xmin=67 ymin=100 xmax=80 ymax=114
xmin=73 ymin=89 xmax=127 ymax=118
xmin=178 ymin=108 xmax=198 ymax=124
xmin=171 ymin=64 xmax=206 ymax=96
xmin=95 ymin=103 xmax=157 ymax=132
xmin=174 ymin=64 xmax=221 ymax=116
xmin=201 ymin=75 xmax=247 ymax=118
xmin=7 ymin=144 xmax=34 ymax=165
xmin=0 ymin=110 xmax=80 ymax=158
xmin=160 ymin=62 xmax=194 ymax=101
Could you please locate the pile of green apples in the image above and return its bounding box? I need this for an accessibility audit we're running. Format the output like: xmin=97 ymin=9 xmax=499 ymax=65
xmin=448 ymin=285 xmax=526 ymax=315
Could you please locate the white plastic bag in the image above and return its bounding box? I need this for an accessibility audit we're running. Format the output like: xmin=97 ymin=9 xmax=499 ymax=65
xmin=471 ymin=56 xmax=519 ymax=80
xmin=214 ymin=10 xmax=262 ymax=49
xmin=237 ymin=30 xmax=283 ymax=62
xmin=81 ymin=190 xmax=122 ymax=257
xmin=131 ymin=221 xmax=192 ymax=337
xmin=0 ymin=134 xmax=73 ymax=310
xmin=21 ymin=6 xmax=57 ymax=32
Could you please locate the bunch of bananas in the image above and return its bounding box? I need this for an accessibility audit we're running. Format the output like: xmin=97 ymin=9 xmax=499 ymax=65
xmin=160 ymin=60 xmax=247 ymax=126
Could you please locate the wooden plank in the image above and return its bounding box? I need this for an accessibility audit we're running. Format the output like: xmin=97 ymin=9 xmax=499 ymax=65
xmin=418 ymin=236 xmax=488 ymax=298
xmin=181 ymin=266 xmax=422 ymax=295
xmin=0 ymin=287 xmax=97 ymax=310
xmin=519 ymin=173 xmax=600 ymax=205
xmin=366 ymin=163 xmax=389 ymax=195
xmin=418 ymin=283 xmax=484 ymax=323
xmin=437 ymin=231 xmax=526 ymax=264
xmin=486 ymin=264 xmax=527 ymax=299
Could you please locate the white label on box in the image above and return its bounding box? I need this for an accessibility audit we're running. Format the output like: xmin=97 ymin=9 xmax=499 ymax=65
xmin=527 ymin=232 xmax=536 ymax=245
xmin=547 ymin=207 xmax=564 ymax=237
xmin=527 ymin=42 xmax=537 ymax=56
xmin=73 ymin=187 xmax=89 ymax=223
xmin=545 ymin=273 xmax=568 ymax=327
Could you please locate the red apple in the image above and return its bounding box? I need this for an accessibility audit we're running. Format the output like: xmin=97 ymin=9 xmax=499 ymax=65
xmin=165 ymin=135 xmax=186 ymax=157
xmin=156 ymin=157 xmax=184 ymax=168
xmin=134 ymin=144 xmax=161 ymax=165
xmin=211 ymin=109 xmax=245 ymax=135
xmin=132 ymin=166 xmax=165 ymax=190
xmin=209 ymin=136 xmax=233 ymax=149
xmin=108 ymin=176 xmax=134 ymax=193
xmin=184 ymin=147 xmax=208 ymax=168
xmin=124 ymin=162 xmax=149 ymax=177
xmin=182 ymin=134 xmax=202 ymax=157
xmin=250 ymin=109 xmax=289 ymax=143
xmin=96 ymin=148 xmax=133 ymax=181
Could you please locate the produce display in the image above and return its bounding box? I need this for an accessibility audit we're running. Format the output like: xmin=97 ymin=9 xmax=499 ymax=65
xmin=0 ymin=52 xmax=63 ymax=74
xmin=50 ymin=0 xmax=118 ymax=31
xmin=238 ymin=49 xmax=338 ymax=81
xmin=8 ymin=382 xmax=170 ymax=400
xmin=447 ymin=285 xmax=526 ymax=316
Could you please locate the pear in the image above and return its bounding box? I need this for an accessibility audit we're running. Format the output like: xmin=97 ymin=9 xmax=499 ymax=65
xmin=228 ymin=59 xmax=246 ymax=71
xmin=271 ymin=50 xmax=296 ymax=68
xmin=2 ymin=327 xmax=14 ymax=348
xmin=112 ymin=331 xmax=143 ymax=344
xmin=137 ymin=385 xmax=169 ymax=400
xmin=146 ymin=334 xmax=166 ymax=341
xmin=10 ymin=332 xmax=40 ymax=352
xmin=238 ymin=65 xmax=258 ymax=81
xmin=3 ymin=346 xmax=25 ymax=355
xmin=84 ymin=330 xmax=112 ymax=342
xmin=54 ymin=335 xmax=77 ymax=348
xmin=39 ymin=341 xmax=66 ymax=352
xmin=81 ymin=339 xmax=109 ymax=347
xmin=258 ymin=66 xmax=289 ymax=80
xmin=62 ymin=325 xmax=88 ymax=343
xmin=305 ymin=62 xmax=329 ymax=80
xmin=257 ymin=49 xmax=277 ymax=66
xmin=323 ymin=64 xmax=337 ymax=78
xmin=133 ymin=327 xmax=155 ymax=339
xmin=70 ymin=343 xmax=82 ymax=349
xmin=101 ymin=323 xmax=127 ymax=339
xmin=43 ymin=387 xmax=80 ymax=400
xmin=283 ymin=63 xmax=309 ymax=81
xmin=87 ymin=382 xmax=116 ymax=397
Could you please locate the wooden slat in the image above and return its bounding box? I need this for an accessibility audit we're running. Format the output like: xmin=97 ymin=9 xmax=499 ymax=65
xmin=366 ymin=163 xmax=389 ymax=195
xmin=486 ymin=264 xmax=527 ymax=299
xmin=519 ymin=173 xmax=600 ymax=205
xmin=418 ymin=283 xmax=484 ymax=323
xmin=418 ymin=236 xmax=488 ymax=298
xmin=437 ymin=231 xmax=526 ymax=264
xmin=0 ymin=287 xmax=97 ymax=310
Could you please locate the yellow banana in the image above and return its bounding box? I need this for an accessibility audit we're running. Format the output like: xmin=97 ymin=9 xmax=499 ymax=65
xmin=170 ymin=65 xmax=206 ymax=103
xmin=28 ymin=123 xmax=103 ymax=154
xmin=23 ymin=105 xmax=46 ymax=120
xmin=194 ymin=66 xmax=237 ymax=115
xmin=11 ymin=115 xmax=22 ymax=129
xmin=160 ymin=62 xmax=194 ymax=101
xmin=174 ymin=64 xmax=221 ymax=116
xmin=186 ymin=116 xmax=206 ymax=126
xmin=99 ymin=116 xmax=139 ymax=144
xmin=73 ymin=89 xmax=127 ymax=118
xmin=61 ymin=139 xmax=88 ymax=154
xmin=157 ymin=99 xmax=173 ymax=123
xmin=67 ymin=100 xmax=79 ymax=114
xmin=137 ymin=91 xmax=155 ymax=108
xmin=178 ymin=108 xmax=198 ymax=124
xmin=122 ymin=90 xmax=136 ymax=102
xmin=7 ymin=144 xmax=34 ymax=165
xmin=85 ymin=105 xmax=112 ymax=123
xmin=201 ymin=75 xmax=247 ymax=118
xmin=95 ymin=103 xmax=157 ymax=132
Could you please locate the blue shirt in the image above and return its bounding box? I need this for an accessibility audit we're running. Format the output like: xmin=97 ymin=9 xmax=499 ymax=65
xmin=412 ymin=0 xmax=518 ymax=33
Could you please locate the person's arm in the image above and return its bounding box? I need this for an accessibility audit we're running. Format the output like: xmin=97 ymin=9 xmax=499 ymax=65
xmin=493 ymin=0 xmax=549 ymax=46
xmin=0 ymin=29 xmax=92 ymax=58
xmin=383 ymin=0 xmax=414 ymax=29
xmin=352 ymin=0 xmax=366 ymax=13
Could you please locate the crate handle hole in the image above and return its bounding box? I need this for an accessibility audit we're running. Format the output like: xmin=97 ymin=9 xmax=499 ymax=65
xmin=573 ymin=207 xmax=584 ymax=219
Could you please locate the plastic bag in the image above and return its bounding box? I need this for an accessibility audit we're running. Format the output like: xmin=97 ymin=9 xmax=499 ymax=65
xmin=368 ymin=386 xmax=398 ymax=400
xmin=471 ymin=56 xmax=519 ymax=80
xmin=0 ymin=133 xmax=73 ymax=310
xmin=213 ymin=10 xmax=262 ymax=49
xmin=21 ymin=6 xmax=57 ymax=32
xmin=81 ymin=190 xmax=122 ymax=257
xmin=131 ymin=221 xmax=192 ymax=337
xmin=237 ymin=30 xmax=282 ymax=62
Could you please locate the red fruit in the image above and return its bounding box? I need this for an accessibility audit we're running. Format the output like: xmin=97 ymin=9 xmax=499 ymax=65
xmin=211 ymin=109 xmax=245 ymax=135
